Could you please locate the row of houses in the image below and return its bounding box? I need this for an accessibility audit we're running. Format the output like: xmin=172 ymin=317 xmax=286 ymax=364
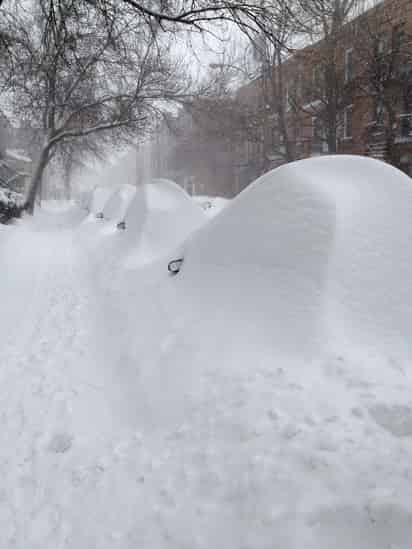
xmin=148 ymin=0 xmax=412 ymax=197
xmin=233 ymin=0 xmax=412 ymax=190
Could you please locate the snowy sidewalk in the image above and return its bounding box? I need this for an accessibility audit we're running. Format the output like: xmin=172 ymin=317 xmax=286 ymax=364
xmin=1 ymin=204 xmax=412 ymax=548
xmin=0 ymin=209 xmax=134 ymax=547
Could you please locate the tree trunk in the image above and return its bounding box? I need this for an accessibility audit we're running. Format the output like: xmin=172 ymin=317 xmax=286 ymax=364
xmin=327 ymin=122 xmax=338 ymax=153
xmin=63 ymin=172 xmax=70 ymax=200
xmin=25 ymin=146 xmax=50 ymax=214
xmin=275 ymin=49 xmax=294 ymax=163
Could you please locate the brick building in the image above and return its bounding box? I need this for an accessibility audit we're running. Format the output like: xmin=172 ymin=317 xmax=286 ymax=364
xmin=147 ymin=0 xmax=412 ymax=197
xmin=235 ymin=0 xmax=412 ymax=188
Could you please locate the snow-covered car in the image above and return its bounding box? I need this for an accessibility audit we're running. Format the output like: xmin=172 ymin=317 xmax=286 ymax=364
xmin=89 ymin=185 xmax=118 ymax=219
xmin=123 ymin=178 xmax=206 ymax=265
xmin=173 ymin=155 xmax=412 ymax=358
xmin=102 ymin=183 xmax=136 ymax=227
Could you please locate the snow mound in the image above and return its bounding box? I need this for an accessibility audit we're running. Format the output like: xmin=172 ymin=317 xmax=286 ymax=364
xmin=0 ymin=187 xmax=23 ymax=224
xmin=145 ymin=178 xmax=198 ymax=210
xmin=177 ymin=155 xmax=412 ymax=358
xmin=194 ymin=195 xmax=230 ymax=217
xmin=178 ymin=161 xmax=335 ymax=355
xmin=4 ymin=168 xmax=412 ymax=548
xmin=124 ymin=179 xmax=206 ymax=264
xmin=102 ymin=184 xmax=136 ymax=223
xmin=89 ymin=185 xmax=116 ymax=216
xmin=316 ymin=157 xmax=412 ymax=356
xmin=76 ymin=190 xmax=93 ymax=211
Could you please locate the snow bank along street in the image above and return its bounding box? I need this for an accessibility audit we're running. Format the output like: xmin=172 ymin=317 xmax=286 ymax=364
xmin=1 ymin=157 xmax=412 ymax=548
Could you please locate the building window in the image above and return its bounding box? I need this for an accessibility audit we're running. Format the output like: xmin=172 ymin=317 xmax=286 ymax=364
xmin=393 ymin=23 xmax=406 ymax=53
xmin=399 ymin=114 xmax=412 ymax=139
xmin=344 ymin=48 xmax=354 ymax=83
xmin=344 ymin=105 xmax=353 ymax=139
xmin=400 ymin=154 xmax=412 ymax=175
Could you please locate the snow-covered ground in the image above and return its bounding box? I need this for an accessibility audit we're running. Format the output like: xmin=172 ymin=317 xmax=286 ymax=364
xmin=193 ymin=195 xmax=229 ymax=217
xmin=1 ymin=158 xmax=412 ymax=548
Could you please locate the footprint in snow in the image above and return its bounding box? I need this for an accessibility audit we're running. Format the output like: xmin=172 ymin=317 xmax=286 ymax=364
xmin=47 ymin=432 xmax=73 ymax=453
xmin=369 ymin=404 xmax=412 ymax=438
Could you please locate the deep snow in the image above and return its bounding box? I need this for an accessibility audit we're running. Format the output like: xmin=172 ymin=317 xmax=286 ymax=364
xmin=193 ymin=195 xmax=229 ymax=217
xmin=122 ymin=179 xmax=206 ymax=266
xmin=102 ymin=183 xmax=137 ymax=223
xmin=1 ymin=156 xmax=412 ymax=549
xmin=179 ymin=155 xmax=412 ymax=358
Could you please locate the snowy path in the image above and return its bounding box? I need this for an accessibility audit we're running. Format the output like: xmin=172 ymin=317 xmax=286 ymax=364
xmin=0 ymin=209 xmax=141 ymax=547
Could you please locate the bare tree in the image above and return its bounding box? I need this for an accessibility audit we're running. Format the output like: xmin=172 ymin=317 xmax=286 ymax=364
xmin=292 ymin=0 xmax=361 ymax=153
xmin=89 ymin=0 xmax=289 ymax=48
xmin=355 ymin=1 xmax=412 ymax=166
xmin=172 ymin=0 xmax=300 ymax=184
xmin=4 ymin=0 xmax=186 ymax=212
xmin=252 ymin=0 xmax=304 ymax=166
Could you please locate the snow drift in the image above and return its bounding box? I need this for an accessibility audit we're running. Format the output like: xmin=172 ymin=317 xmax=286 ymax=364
xmin=77 ymin=179 xmax=206 ymax=287
xmin=102 ymin=183 xmax=136 ymax=223
xmin=88 ymin=157 xmax=139 ymax=218
xmin=176 ymin=160 xmax=336 ymax=356
xmin=123 ymin=179 xmax=206 ymax=265
xmin=89 ymin=185 xmax=116 ymax=216
xmin=176 ymin=155 xmax=412 ymax=358
xmin=3 ymin=158 xmax=412 ymax=549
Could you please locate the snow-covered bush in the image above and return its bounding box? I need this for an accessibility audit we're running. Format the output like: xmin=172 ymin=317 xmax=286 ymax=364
xmin=0 ymin=187 xmax=24 ymax=224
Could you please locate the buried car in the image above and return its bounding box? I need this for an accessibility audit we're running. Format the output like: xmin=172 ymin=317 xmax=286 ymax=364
xmin=123 ymin=178 xmax=206 ymax=265
xmin=170 ymin=155 xmax=412 ymax=359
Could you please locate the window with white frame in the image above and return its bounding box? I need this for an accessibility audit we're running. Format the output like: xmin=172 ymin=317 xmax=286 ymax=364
xmin=344 ymin=105 xmax=353 ymax=139
xmin=344 ymin=48 xmax=354 ymax=83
